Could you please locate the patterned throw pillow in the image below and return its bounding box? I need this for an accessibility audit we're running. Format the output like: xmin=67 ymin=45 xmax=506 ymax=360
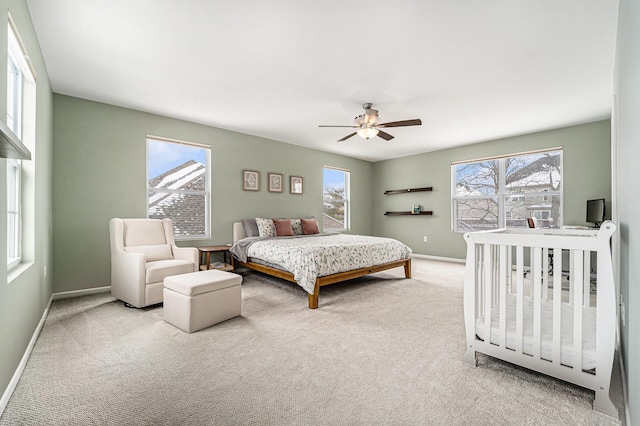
xmin=255 ymin=218 xmax=276 ymax=237
xmin=290 ymin=218 xmax=303 ymax=236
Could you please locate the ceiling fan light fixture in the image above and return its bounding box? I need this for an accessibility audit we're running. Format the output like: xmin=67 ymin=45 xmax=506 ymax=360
xmin=357 ymin=127 xmax=379 ymax=140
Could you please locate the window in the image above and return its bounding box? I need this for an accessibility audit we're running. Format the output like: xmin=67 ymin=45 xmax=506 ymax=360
xmin=147 ymin=137 xmax=210 ymax=239
xmin=323 ymin=166 xmax=350 ymax=231
xmin=6 ymin=20 xmax=35 ymax=269
xmin=452 ymin=149 xmax=562 ymax=231
xmin=7 ymin=159 xmax=20 ymax=267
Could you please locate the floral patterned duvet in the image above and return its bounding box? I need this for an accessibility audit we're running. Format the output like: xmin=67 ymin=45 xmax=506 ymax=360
xmin=234 ymin=233 xmax=412 ymax=294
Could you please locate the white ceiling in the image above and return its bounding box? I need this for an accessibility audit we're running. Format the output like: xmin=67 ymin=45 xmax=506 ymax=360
xmin=25 ymin=0 xmax=619 ymax=162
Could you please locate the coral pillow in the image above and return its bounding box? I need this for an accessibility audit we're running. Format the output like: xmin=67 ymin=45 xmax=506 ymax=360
xmin=273 ymin=219 xmax=294 ymax=236
xmin=301 ymin=218 xmax=320 ymax=235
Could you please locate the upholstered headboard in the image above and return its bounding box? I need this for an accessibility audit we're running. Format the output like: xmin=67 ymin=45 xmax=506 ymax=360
xmin=233 ymin=222 xmax=247 ymax=243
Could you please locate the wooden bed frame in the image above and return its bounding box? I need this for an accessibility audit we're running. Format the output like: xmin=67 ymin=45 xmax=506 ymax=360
xmin=231 ymin=222 xmax=412 ymax=309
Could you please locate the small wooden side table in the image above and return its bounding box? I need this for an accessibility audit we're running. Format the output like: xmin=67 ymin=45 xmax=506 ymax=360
xmin=198 ymin=245 xmax=234 ymax=272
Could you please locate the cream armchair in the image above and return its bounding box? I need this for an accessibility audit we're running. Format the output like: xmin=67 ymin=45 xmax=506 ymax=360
xmin=109 ymin=218 xmax=199 ymax=308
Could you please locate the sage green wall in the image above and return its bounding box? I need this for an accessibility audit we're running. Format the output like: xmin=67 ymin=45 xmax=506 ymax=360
xmin=614 ymin=0 xmax=640 ymax=421
xmin=372 ymin=120 xmax=612 ymax=260
xmin=0 ymin=0 xmax=53 ymax=409
xmin=52 ymin=94 xmax=373 ymax=293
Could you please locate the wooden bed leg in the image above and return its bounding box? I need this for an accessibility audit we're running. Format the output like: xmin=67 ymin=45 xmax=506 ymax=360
xmin=308 ymin=282 xmax=319 ymax=309
xmin=404 ymin=258 xmax=412 ymax=279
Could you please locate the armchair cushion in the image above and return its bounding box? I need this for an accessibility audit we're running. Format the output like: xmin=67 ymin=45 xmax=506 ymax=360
xmin=146 ymin=259 xmax=196 ymax=284
xmin=125 ymin=244 xmax=173 ymax=262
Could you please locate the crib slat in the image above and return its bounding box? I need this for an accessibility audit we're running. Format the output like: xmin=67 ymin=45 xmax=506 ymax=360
xmin=499 ymin=244 xmax=507 ymax=348
xmin=484 ymin=244 xmax=493 ymax=346
xmin=542 ymin=247 xmax=549 ymax=300
xmin=532 ymin=247 xmax=542 ymax=359
xmin=568 ymin=252 xmax=575 ymax=304
xmin=572 ymin=250 xmax=584 ymax=371
xmin=476 ymin=245 xmax=483 ymax=317
xmin=583 ymin=251 xmax=591 ymax=307
xmin=516 ymin=246 xmax=524 ymax=354
xmin=552 ymin=248 xmax=562 ymax=364
xmin=507 ymin=247 xmax=512 ymax=293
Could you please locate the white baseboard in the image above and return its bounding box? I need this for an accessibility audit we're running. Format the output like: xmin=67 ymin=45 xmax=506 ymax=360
xmin=1 ymin=286 xmax=112 ymax=417
xmin=0 ymin=294 xmax=53 ymax=417
xmin=411 ymin=253 xmax=466 ymax=264
xmin=52 ymin=286 xmax=111 ymax=300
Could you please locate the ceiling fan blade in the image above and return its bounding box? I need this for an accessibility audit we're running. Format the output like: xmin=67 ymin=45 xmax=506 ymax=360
xmin=337 ymin=132 xmax=357 ymax=142
xmin=319 ymin=125 xmax=358 ymax=128
xmin=378 ymin=119 xmax=422 ymax=128
xmin=376 ymin=130 xmax=394 ymax=141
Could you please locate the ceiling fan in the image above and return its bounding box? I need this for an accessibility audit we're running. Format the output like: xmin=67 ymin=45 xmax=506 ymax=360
xmin=319 ymin=103 xmax=422 ymax=142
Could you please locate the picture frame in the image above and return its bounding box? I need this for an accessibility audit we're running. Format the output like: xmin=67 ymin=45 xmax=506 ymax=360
xmin=268 ymin=172 xmax=283 ymax=193
xmin=242 ymin=169 xmax=260 ymax=191
xmin=290 ymin=176 xmax=303 ymax=194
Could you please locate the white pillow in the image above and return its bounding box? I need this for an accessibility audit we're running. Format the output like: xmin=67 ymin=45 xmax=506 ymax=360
xmin=255 ymin=218 xmax=276 ymax=237
xmin=125 ymin=244 xmax=173 ymax=262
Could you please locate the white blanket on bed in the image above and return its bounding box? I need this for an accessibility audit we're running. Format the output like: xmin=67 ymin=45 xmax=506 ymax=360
xmin=475 ymin=293 xmax=597 ymax=370
xmin=234 ymin=234 xmax=411 ymax=294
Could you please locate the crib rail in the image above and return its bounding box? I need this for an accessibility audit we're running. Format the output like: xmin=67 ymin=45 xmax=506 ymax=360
xmin=462 ymin=221 xmax=617 ymax=418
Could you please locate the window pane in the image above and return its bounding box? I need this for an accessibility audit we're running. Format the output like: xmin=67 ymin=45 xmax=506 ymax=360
xmin=323 ymin=201 xmax=345 ymax=230
xmin=505 ymin=194 xmax=561 ymax=229
xmin=148 ymin=141 xmax=206 ymax=189
xmin=505 ymin=151 xmax=561 ymax=193
xmin=455 ymin=160 xmax=499 ymax=196
xmin=149 ymin=192 xmax=206 ymax=237
xmin=6 ymin=159 xmax=20 ymax=262
xmin=454 ymin=197 xmax=499 ymax=231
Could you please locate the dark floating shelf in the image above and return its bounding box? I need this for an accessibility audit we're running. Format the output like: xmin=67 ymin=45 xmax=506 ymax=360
xmin=384 ymin=211 xmax=433 ymax=216
xmin=384 ymin=186 xmax=432 ymax=195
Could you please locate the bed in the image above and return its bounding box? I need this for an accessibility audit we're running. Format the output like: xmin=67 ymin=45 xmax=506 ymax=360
xmin=462 ymin=221 xmax=618 ymax=419
xmin=230 ymin=221 xmax=412 ymax=309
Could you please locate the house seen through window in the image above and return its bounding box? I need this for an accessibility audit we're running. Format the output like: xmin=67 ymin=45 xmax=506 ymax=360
xmin=147 ymin=137 xmax=210 ymax=239
xmin=323 ymin=166 xmax=350 ymax=231
xmin=452 ymin=149 xmax=563 ymax=232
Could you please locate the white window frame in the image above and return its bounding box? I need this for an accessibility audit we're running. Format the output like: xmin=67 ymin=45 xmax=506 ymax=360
xmin=6 ymin=20 xmax=34 ymax=270
xmin=322 ymin=166 xmax=350 ymax=232
xmin=452 ymin=148 xmax=563 ymax=232
xmin=146 ymin=136 xmax=211 ymax=240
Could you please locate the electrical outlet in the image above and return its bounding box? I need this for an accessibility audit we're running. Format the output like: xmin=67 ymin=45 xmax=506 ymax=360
xmin=43 ymin=265 xmax=47 ymax=279
xmin=423 ymin=236 xmax=428 ymax=243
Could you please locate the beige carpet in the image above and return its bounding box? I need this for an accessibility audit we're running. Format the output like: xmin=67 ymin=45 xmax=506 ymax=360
xmin=0 ymin=259 xmax=624 ymax=425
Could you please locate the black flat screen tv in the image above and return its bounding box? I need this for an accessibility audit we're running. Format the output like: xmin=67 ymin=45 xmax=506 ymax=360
xmin=586 ymin=198 xmax=605 ymax=228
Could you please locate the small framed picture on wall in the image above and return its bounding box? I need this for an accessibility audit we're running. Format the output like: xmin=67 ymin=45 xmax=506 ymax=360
xmin=290 ymin=176 xmax=303 ymax=194
xmin=243 ymin=170 xmax=260 ymax=191
xmin=268 ymin=173 xmax=283 ymax=192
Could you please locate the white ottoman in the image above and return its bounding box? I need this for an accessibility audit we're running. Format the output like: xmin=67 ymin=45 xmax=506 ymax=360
xmin=163 ymin=270 xmax=242 ymax=333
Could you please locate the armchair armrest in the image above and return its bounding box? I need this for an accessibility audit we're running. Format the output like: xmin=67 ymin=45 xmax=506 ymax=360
xmin=172 ymin=245 xmax=199 ymax=270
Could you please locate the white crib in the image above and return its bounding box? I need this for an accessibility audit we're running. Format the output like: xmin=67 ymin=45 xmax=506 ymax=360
xmin=462 ymin=221 xmax=618 ymax=418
